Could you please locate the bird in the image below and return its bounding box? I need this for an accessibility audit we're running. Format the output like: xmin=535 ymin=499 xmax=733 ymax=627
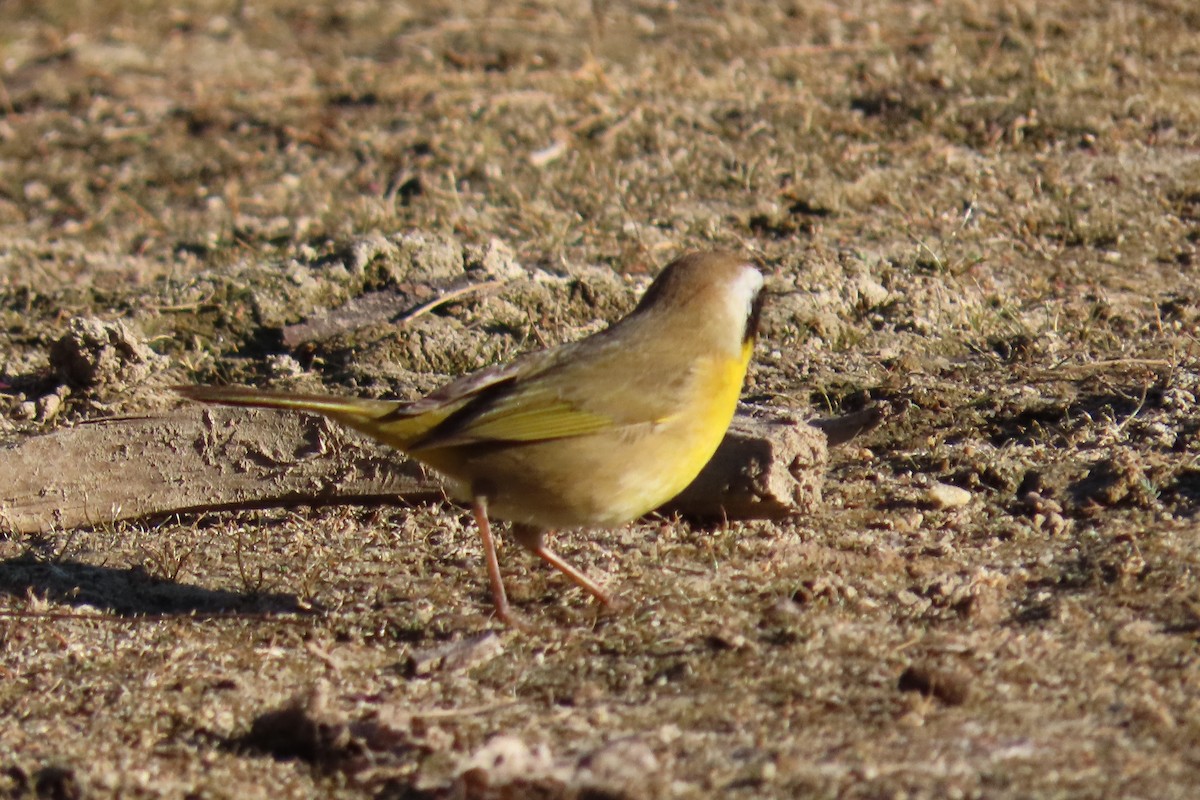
xmin=175 ymin=251 xmax=764 ymax=623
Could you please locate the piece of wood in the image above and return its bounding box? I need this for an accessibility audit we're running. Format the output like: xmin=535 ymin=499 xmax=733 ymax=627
xmin=280 ymin=281 xmax=502 ymax=350
xmin=0 ymin=409 xmax=442 ymax=534
xmin=808 ymin=403 xmax=888 ymax=447
xmin=0 ymin=405 xmax=848 ymax=534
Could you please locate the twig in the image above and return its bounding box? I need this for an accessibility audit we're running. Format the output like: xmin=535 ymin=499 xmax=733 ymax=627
xmin=394 ymin=280 xmax=503 ymax=326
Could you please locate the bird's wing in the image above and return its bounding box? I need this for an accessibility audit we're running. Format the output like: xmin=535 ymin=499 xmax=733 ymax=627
xmin=390 ymin=352 xmax=545 ymax=418
xmin=413 ymin=383 xmax=616 ymax=449
xmin=400 ymin=336 xmax=680 ymax=451
xmin=397 ymin=347 xmax=605 ymax=450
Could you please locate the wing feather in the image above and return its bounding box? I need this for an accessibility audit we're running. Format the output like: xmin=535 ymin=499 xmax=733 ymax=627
xmin=383 ymin=322 xmax=686 ymax=451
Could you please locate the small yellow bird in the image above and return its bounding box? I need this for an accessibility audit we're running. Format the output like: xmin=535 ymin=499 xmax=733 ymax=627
xmin=176 ymin=252 xmax=764 ymax=622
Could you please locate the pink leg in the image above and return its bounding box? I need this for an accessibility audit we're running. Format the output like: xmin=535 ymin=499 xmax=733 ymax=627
xmin=472 ymin=498 xmax=513 ymax=623
xmin=512 ymin=524 xmax=614 ymax=607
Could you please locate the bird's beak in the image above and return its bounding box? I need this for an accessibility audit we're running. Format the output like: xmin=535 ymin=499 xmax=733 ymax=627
xmin=744 ymin=290 xmax=765 ymax=344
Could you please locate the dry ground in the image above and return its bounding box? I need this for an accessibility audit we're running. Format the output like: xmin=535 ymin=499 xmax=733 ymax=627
xmin=2 ymin=1 xmax=1200 ymax=797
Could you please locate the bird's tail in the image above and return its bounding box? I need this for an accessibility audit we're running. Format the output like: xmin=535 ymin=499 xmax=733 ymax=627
xmin=174 ymin=385 xmax=432 ymax=450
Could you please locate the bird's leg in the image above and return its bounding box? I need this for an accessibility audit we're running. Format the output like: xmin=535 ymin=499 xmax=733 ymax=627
xmin=511 ymin=523 xmax=614 ymax=607
xmin=471 ymin=497 xmax=513 ymax=623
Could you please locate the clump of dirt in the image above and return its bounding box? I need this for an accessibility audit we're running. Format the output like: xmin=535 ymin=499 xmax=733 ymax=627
xmin=50 ymin=317 xmax=165 ymax=391
xmin=269 ymin=235 xmax=637 ymax=394
xmin=240 ymin=681 xmax=666 ymax=798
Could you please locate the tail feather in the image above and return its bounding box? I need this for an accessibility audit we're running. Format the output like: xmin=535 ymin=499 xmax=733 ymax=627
xmin=174 ymin=385 xmax=397 ymax=416
xmin=173 ymin=385 xmax=432 ymax=450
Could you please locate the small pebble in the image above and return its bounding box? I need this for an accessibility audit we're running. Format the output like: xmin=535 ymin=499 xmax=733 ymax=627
xmin=927 ymin=481 xmax=972 ymax=509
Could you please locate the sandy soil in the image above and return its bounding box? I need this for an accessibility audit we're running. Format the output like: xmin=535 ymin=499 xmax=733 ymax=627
xmin=2 ymin=1 xmax=1200 ymax=797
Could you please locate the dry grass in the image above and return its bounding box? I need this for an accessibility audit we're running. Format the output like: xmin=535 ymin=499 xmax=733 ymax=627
xmin=3 ymin=0 xmax=1200 ymax=797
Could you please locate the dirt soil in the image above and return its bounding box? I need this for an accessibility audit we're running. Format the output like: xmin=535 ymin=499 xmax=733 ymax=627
xmin=2 ymin=1 xmax=1200 ymax=798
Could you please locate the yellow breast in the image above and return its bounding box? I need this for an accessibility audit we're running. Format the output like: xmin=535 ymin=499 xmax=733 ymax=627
xmin=650 ymin=340 xmax=753 ymax=503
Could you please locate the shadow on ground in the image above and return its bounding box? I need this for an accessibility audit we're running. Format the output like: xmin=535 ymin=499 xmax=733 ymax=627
xmin=0 ymin=556 xmax=301 ymax=616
